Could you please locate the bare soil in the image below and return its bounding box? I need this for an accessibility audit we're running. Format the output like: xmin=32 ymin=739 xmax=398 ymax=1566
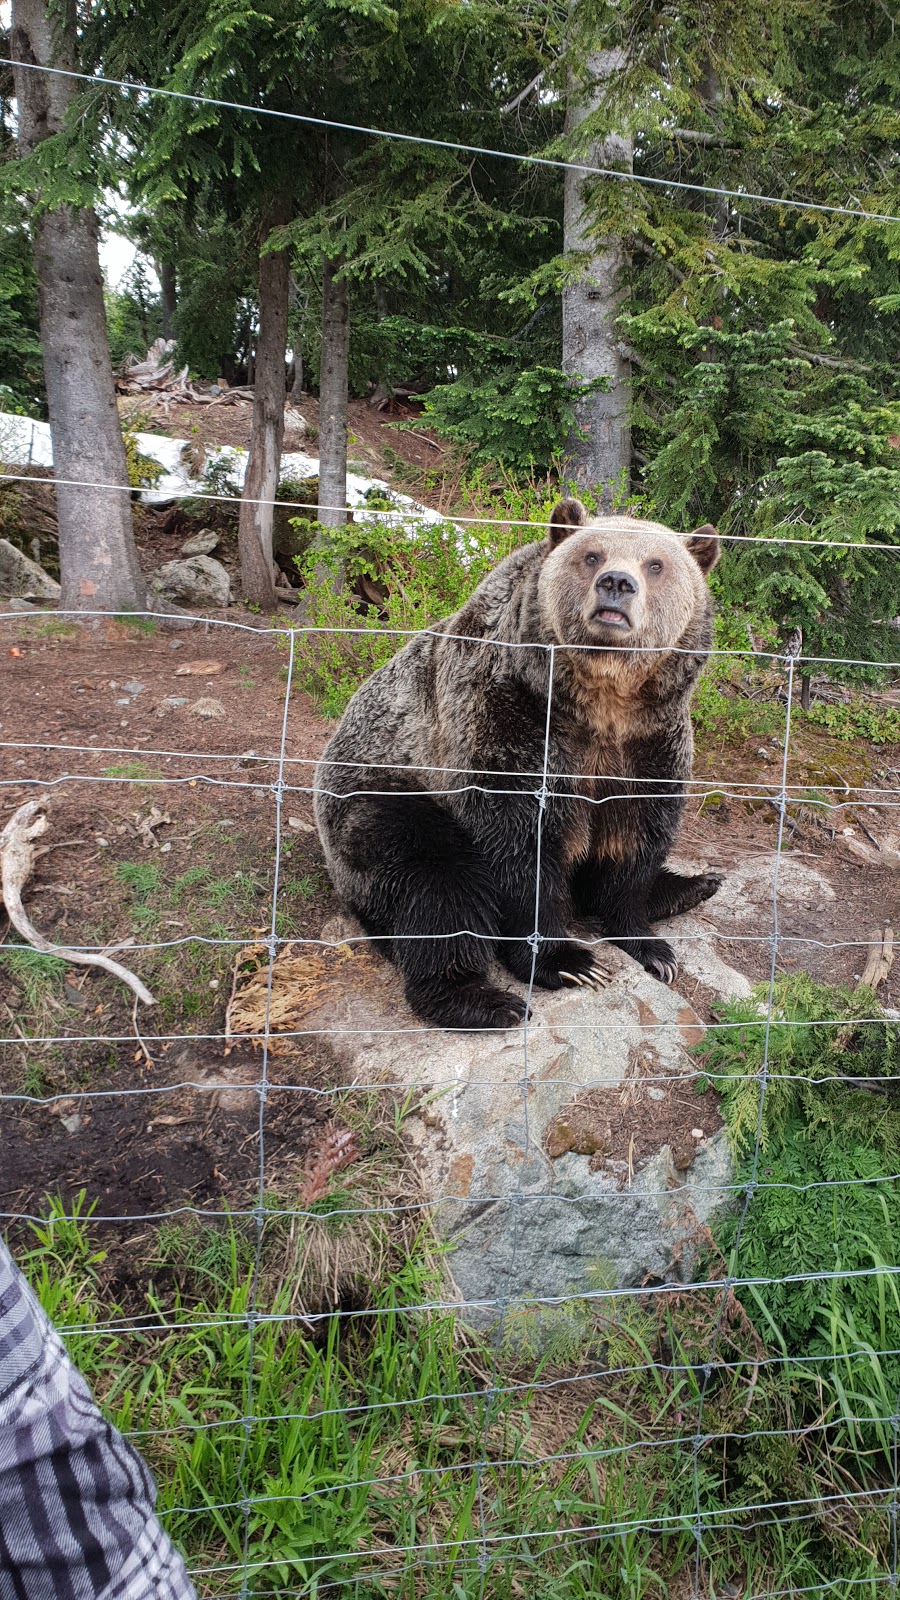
xmin=0 ymin=613 xmax=340 ymax=1243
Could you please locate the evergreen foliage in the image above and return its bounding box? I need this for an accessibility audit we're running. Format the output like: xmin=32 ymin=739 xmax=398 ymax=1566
xmin=704 ymin=975 xmax=900 ymax=1434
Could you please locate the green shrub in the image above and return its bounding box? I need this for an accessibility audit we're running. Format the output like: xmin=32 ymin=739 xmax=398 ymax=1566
xmin=289 ymin=502 xmax=536 ymax=716
xmin=417 ymin=364 xmax=610 ymax=476
xmin=703 ymin=975 xmax=900 ymax=1460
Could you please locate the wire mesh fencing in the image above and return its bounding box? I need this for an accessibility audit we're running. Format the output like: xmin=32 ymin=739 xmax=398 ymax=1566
xmin=1 ymin=573 xmax=899 ymax=1600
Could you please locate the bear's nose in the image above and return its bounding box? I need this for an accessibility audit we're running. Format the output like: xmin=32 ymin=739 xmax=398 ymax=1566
xmin=596 ymin=569 xmax=637 ymax=599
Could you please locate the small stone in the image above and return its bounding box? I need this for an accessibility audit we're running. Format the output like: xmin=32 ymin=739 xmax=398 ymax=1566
xmin=116 ymin=697 xmax=130 ymax=705
xmin=169 ymin=639 xmax=185 ymax=649
xmin=209 ymin=979 xmax=219 ymax=989
xmin=123 ymin=679 xmax=145 ymax=695
xmin=8 ymin=597 xmax=35 ymax=611
xmin=691 ymin=1127 xmax=705 ymax=1139
xmin=756 ymin=747 xmax=771 ymax=761
xmin=161 ymin=696 xmax=188 ymax=708
xmin=571 ymin=1130 xmax=606 ymax=1157
xmin=60 ymin=1113 xmax=82 ymax=1135
xmin=288 ymin=817 xmax=315 ymax=833
xmin=95 ymin=836 xmax=109 ymax=847
xmin=159 ymin=842 xmax=172 ymax=853
xmin=189 ymin=696 xmax=226 ymax=719
xmin=544 ymin=1119 xmax=576 ymax=1159
xmin=180 ymin=529 xmax=220 ymax=557
xmin=670 ymin=1139 xmax=697 ymax=1171
xmin=64 ymin=983 xmax=85 ymax=1008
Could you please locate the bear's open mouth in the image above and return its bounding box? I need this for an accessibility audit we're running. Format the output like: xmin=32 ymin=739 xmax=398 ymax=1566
xmin=592 ymin=606 xmax=632 ymax=628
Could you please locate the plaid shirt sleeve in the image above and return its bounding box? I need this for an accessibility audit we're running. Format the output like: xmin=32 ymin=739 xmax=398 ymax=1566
xmin=0 ymin=1233 xmax=197 ymax=1600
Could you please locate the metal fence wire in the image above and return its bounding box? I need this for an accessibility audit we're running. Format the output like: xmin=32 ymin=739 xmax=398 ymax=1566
xmin=1 ymin=560 xmax=899 ymax=1600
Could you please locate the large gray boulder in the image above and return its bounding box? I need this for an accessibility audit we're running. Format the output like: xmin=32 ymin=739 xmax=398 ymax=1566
xmin=291 ymin=919 xmax=735 ymax=1327
xmin=0 ymin=538 xmax=60 ymax=601
xmin=150 ymin=554 xmax=230 ymax=608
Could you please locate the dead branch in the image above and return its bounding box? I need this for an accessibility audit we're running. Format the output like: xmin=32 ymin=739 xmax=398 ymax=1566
xmin=0 ymin=796 xmax=155 ymax=1007
xmin=857 ymin=927 xmax=894 ymax=993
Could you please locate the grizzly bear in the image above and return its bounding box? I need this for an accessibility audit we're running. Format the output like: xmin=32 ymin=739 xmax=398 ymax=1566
xmin=313 ymin=499 xmax=722 ymax=1030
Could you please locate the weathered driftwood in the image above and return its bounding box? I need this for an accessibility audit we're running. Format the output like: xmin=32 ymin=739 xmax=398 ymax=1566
xmin=858 ymin=926 xmax=895 ymax=993
xmin=0 ymin=795 xmax=155 ymax=1006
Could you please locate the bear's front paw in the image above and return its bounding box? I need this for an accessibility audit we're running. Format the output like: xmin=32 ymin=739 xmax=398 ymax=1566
xmin=513 ymin=940 xmax=613 ymax=992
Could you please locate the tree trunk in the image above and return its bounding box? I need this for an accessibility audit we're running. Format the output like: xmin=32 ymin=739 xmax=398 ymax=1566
xmin=368 ymin=280 xmax=392 ymax=408
xmin=318 ymin=255 xmax=350 ymax=528
xmin=159 ymin=261 xmax=177 ymax=340
xmin=562 ymin=44 xmax=632 ymax=508
xmin=288 ymin=273 xmax=306 ymax=399
xmin=10 ymin=0 xmax=148 ymax=614
xmin=238 ymin=202 xmax=291 ymax=608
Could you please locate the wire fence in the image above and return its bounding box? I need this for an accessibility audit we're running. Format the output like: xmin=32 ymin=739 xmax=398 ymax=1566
xmin=1 ymin=563 xmax=899 ymax=1600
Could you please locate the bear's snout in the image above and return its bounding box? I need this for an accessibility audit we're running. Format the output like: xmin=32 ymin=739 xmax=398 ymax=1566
xmin=591 ymin=568 xmax=639 ymax=629
xmin=595 ymin=569 xmax=638 ymax=600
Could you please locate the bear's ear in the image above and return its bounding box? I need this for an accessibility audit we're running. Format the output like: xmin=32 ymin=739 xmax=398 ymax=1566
xmin=547 ymin=498 xmax=587 ymax=546
xmin=685 ymin=524 xmax=720 ymax=573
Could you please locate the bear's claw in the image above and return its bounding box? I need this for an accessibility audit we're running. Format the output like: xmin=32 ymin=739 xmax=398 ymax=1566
xmin=646 ymin=955 xmax=679 ymax=985
xmin=558 ymin=961 xmax=612 ymax=991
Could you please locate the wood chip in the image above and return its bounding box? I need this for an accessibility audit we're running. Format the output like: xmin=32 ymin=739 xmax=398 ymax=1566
xmin=175 ymin=660 xmax=225 ymax=676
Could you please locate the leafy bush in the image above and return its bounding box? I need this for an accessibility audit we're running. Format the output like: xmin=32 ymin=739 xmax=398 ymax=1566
xmin=122 ymin=428 xmax=165 ymax=489
xmin=288 ymin=491 xmax=544 ymax=716
xmin=703 ymin=975 xmax=900 ymax=1455
xmin=418 ymin=364 xmax=610 ymax=475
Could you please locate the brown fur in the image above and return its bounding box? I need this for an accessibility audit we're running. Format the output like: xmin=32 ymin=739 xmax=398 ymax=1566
xmin=313 ymin=498 xmax=722 ymax=1027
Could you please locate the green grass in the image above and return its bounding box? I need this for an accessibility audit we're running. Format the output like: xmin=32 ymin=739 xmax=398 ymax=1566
xmin=12 ymin=1182 xmax=898 ymax=1600
xmin=0 ymin=947 xmax=66 ymax=1008
xmin=103 ymin=760 xmax=158 ymax=781
xmin=40 ymin=619 xmax=79 ymax=638
xmin=116 ymin=860 xmax=162 ymax=899
xmin=114 ymin=613 xmax=158 ymax=635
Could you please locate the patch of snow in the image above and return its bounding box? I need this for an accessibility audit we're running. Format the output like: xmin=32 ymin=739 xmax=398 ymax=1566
xmin=0 ymin=411 xmax=450 ymax=535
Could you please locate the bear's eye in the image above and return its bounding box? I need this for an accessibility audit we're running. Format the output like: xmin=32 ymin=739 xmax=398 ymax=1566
xmin=584 ymin=551 xmax=602 ymax=569
xmin=646 ymin=560 xmax=664 ymax=576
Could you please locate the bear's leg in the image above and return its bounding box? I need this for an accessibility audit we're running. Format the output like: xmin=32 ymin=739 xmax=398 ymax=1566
xmin=571 ymin=858 xmax=679 ymax=985
xmin=339 ymin=794 xmax=528 ymax=1030
xmin=647 ymin=867 xmax=723 ymax=921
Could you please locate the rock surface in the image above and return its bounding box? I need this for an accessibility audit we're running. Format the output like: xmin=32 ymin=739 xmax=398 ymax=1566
xmin=150 ymin=554 xmax=231 ymax=608
xmin=295 ymin=918 xmax=737 ymax=1326
xmin=0 ymin=538 xmax=61 ymax=601
xmin=179 ymin=528 xmax=220 ymax=557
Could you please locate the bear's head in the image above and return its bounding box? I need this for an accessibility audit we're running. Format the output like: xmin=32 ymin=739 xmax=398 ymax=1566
xmin=537 ymin=499 xmax=719 ymax=663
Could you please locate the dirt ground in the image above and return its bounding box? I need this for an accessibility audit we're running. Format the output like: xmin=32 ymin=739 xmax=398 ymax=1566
xmin=1 ymin=609 xmax=898 ymax=1270
xmin=0 ymin=613 xmax=341 ymax=1253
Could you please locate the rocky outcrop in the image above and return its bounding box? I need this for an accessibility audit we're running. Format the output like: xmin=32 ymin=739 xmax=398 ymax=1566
xmin=284 ymin=920 xmax=736 ymax=1327
xmin=0 ymin=538 xmax=60 ymax=602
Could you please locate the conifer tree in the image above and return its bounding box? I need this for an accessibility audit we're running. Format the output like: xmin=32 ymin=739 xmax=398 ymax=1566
xmin=8 ymin=0 xmax=149 ymax=614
